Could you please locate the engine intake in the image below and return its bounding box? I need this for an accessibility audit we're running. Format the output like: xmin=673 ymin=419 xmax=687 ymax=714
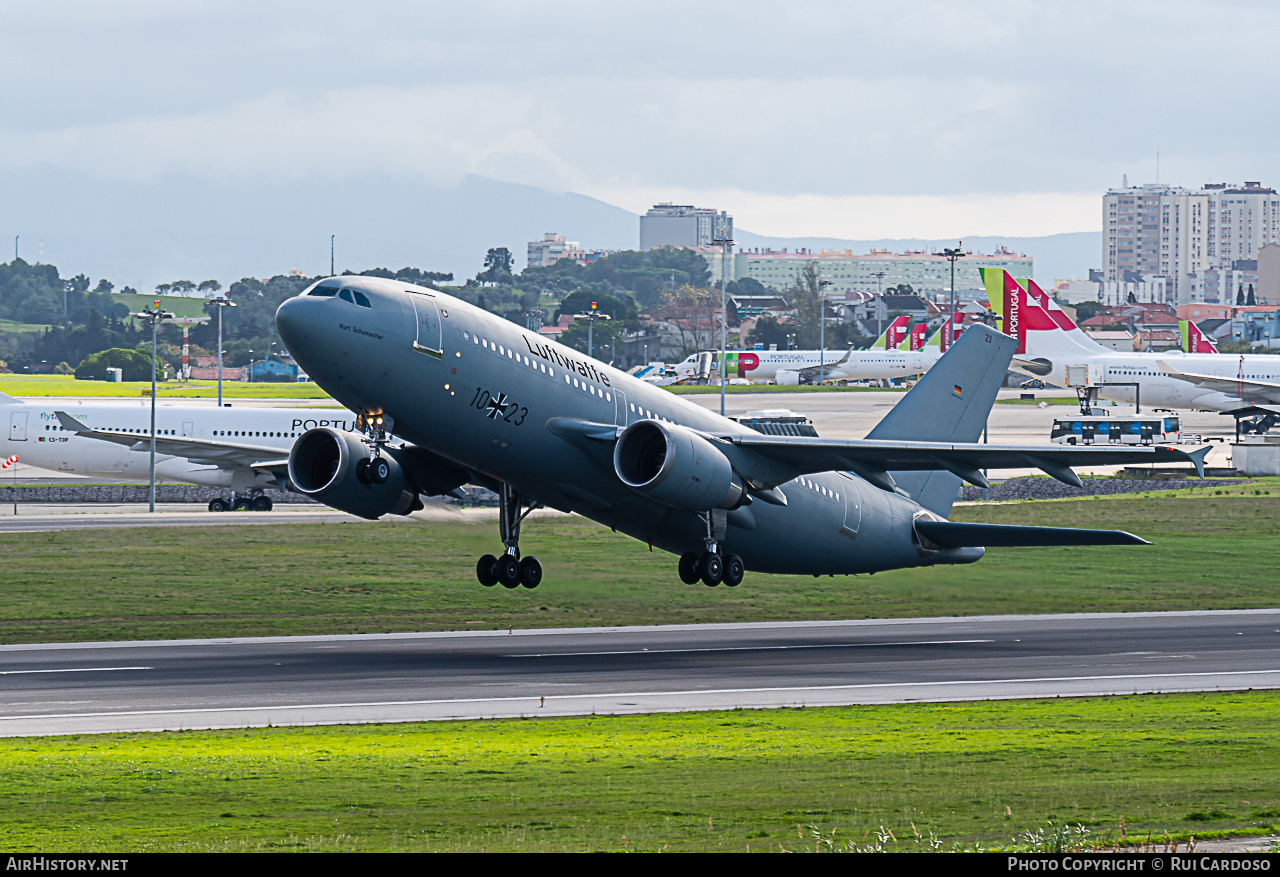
xmin=613 ymin=420 xmax=746 ymax=511
xmin=288 ymin=428 xmax=419 ymax=519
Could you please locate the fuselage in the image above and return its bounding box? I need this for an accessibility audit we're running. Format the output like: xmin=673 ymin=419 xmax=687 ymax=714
xmin=277 ymin=277 xmax=962 ymax=575
xmin=674 ymin=348 xmax=940 ymax=383
xmin=1015 ymin=327 xmax=1280 ymax=411
xmin=0 ymin=398 xmax=354 ymax=490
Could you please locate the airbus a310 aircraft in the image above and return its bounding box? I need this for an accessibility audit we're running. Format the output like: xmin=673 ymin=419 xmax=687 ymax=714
xmin=0 ymin=392 xmax=361 ymax=511
xmin=672 ymin=315 xmax=967 ymax=385
xmin=982 ymin=267 xmax=1280 ymax=422
xmin=274 ymin=276 xmax=1204 ymax=589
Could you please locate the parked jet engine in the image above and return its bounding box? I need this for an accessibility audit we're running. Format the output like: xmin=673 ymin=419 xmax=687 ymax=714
xmin=288 ymin=428 xmax=420 ymax=519
xmin=613 ymin=420 xmax=747 ymax=511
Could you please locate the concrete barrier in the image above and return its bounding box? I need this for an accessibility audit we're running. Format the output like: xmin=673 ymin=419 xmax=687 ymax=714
xmin=0 ymin=485 xmax=316 ymax=504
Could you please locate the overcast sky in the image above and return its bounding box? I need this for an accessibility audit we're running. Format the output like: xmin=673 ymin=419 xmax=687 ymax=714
xmin=3 ymin=1 xmax=1277 ymax=241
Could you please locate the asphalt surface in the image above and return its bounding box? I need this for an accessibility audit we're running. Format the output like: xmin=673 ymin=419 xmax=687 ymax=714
xmin=1 ymin=610 xmax=1276 ymax=736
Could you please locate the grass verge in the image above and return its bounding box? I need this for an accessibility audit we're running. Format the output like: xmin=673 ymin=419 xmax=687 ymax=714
xmin=1 ymin=692 xmax=1276 ymax=851
xmin=0 ymin=487 xmax=1277 ymax=643
xmin=0 ymin=375 xmax=336 ymax=400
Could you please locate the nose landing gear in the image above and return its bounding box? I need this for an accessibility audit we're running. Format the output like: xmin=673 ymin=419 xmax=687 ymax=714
xmin=474 ymin=483 xmax=544 ymax=589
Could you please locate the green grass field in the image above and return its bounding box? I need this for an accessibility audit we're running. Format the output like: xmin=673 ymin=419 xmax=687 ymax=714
xmin=1 ymin=692 xmax=1276 ymax=851
xmin=667 ymin=384 xmax=903 ymax=395
xmin=0 ymin=319 xmax=52 ymax=335
xmin=0 ymin=486 xmax=1276 ymax=644
xmin=108 ymin=293 xmax=212 ymax=320
xmin=0 ymin=374 xmax=336 ymax=400
xmin=1 ymin=487 xmax=1277 ymax=851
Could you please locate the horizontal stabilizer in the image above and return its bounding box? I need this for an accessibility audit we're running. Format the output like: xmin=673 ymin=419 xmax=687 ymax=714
xmin=915 ymin=520 xmax=1150 ymax=548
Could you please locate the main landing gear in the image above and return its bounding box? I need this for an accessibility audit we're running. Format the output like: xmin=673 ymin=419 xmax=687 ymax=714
xmin=677 ymin=509 xmax=745 ymax=587
xmin=475 ymin=483 xmax=544 ymax=589
xmin=208 ymin=493 xmax=273 ymax=512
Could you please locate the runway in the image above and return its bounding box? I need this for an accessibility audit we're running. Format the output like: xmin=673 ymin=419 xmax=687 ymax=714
xmin=1 ymin=609 xmax=1277 ymax=736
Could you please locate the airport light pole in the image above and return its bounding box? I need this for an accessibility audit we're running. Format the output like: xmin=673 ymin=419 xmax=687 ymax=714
xmin=208 ymin=298 xmax=236 ymax=407
xmin=818 ymin=279 xmax=832 ymax=384
xmin=713 ymin=226 xmax=735 ymax=415
xmin=933 ymin=243 xmax=964 ymax=349
xmin=575 ymin=302 xmax=610 ymax=359
xmin=872 ymin=271 xmax=886 ymax=342
xmin=133 ymin=301 xmax=174 ymax=513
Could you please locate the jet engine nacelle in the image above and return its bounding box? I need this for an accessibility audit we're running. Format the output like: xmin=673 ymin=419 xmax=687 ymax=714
xmin=775 ymin=369 xmax=802 ymax=386
xmin=287 ymin=428 xmax=420 ymax=519
xmin=613 ymin=420 xmax=746 ymax=511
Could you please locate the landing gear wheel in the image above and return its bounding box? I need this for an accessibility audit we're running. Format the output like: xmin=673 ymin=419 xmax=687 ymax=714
xmin=722 ymin=554 xmax=745 ymax=588
xmin=699 ymin=552 xmax=723 ymax=587
xmin=477 ymin=555 xmax=499 ymax=587
xmin=368 ymin=457 xmax=391 ymax=484
xmin=251 ymin=496 xmax=272 ymax=512
xmin=678 ymin=552 xmax=701 ymax=585
xmin=518 ymin=556 xmax=543 ymax=589
xmin=497 ymin=555 xmax=522 ymax=589
xmin=233 ymin=497 xmax=249 ymax=511
xmin=355 ymin=458 xmax=371 ymax=484
xmin=208 ymin=498 xmax=229 ymax=512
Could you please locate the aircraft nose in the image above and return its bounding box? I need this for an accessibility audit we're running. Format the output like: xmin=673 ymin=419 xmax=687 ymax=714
xmin=276 ymin=295 xmax=325 ymax=370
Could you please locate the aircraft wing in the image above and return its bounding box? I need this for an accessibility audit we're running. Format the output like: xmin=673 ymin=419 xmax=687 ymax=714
xmin=1157 ymin=360 xmax=1280 ymax=402
xmin=546 ymin=416 xmax=1208 ymax=493
xmin=54 ymin=411 xmax=288 ymax=473
xmin=717 ymin=433 xmax=1208 ymax=492
xmin=792 ymin=348 xmax=853 ymax=381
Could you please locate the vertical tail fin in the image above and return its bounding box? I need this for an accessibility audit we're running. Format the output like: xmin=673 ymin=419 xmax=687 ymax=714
xmin=1181 ymin=320 xmax=1219 ymax=353
xmin=868 ymin=324 xmax=1016 ymax=516
xmin=870 ymin=314 xmax=910 ymax=350
xmin=907 ymin=321 xmax=927 ymax=351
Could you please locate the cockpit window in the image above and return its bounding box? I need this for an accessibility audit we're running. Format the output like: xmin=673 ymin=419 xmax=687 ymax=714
xmin=353 ymin=291 xmax=371 ymax=308
xmin=308 ymin=281 xmax=341 ymax=297
xmin=339 ymin=289 xmax=354 ymax=304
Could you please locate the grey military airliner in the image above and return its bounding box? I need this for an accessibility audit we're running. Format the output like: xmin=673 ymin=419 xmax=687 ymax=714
xmin=275 ymin=277 xmax=1205 ymax=589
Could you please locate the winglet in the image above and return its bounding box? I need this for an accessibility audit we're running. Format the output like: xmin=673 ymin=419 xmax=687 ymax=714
xmin=54 ymin=411 xmax=93 ymax=433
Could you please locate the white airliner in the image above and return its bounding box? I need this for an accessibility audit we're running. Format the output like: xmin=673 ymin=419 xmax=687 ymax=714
xmin=0 ymin=391 xmax=358 ymax=510
xmin=981 ymin=268 xmax=1280 ymax=418
xmin=673 ymin=315 xmax=967 ymax=385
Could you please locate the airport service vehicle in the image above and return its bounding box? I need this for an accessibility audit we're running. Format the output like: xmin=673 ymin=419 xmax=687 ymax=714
xmin=273 ymin=276 xmax=1207 ymax=589
xmin=1050 ymin=415 xmax=1182 ymax=446
xmin=0 ymin=392 xmax=360 ymax=511
xmin=982 ymin=268 xmax=1280 ymax=430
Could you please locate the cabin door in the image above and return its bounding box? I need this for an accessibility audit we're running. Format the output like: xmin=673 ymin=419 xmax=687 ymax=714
xmin=411 ymin=296 xmax=443 ymax=359
xmin=839 ymin=472 xmax=861 ymax=538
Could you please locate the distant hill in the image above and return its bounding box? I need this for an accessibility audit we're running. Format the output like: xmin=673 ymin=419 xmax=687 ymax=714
xmin=3 ymin=165 xmax=1098 ymax=291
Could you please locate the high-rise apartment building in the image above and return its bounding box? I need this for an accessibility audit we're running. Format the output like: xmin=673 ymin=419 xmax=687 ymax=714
xmin=1104 ymin=180 xmax=1280 ymax=303
xmin=640 ymin=204 xmax=733 ymax=251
